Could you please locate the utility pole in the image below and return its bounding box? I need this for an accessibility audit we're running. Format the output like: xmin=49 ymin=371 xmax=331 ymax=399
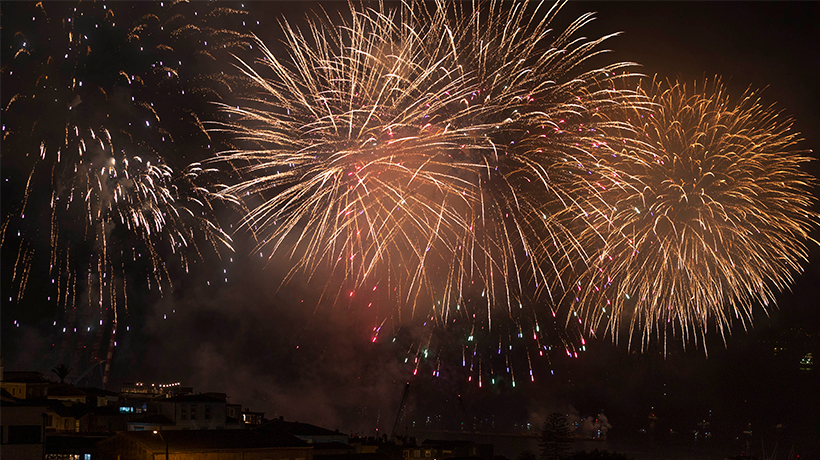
xmin=153 ymin=430 xmax=169 ymax=459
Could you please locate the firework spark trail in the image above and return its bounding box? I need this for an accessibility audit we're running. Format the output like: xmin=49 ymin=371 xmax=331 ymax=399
xmin=1 ymin=1 xmax=245 ymax=380
xmin=214 ymin=0 xmax=644 ymax=381
xmin=565 ymin=77 xmax=819 ymax=352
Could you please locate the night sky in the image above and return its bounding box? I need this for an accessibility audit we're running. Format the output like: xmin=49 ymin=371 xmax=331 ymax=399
xmin=2 ymin=2 xmax=819 ymax=459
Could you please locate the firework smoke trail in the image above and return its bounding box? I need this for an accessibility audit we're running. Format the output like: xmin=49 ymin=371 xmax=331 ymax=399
xmin=215 ymin=0 xmax=643 ymax=382
xmin=565 ymin=77 xmax=818 ymax=352
xmin=1 ymin=1 xmax=246 ymax=381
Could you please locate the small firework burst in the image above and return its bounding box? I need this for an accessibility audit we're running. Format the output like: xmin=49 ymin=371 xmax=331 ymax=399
xmin=567 ymin=77 xmax=819 ymax=351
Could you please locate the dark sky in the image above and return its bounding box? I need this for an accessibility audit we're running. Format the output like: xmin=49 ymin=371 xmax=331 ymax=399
xmin=2 ymin=2 xmax=819 ymax=459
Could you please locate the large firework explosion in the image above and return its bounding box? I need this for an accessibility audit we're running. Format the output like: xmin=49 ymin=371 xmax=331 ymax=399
xmin=0 ymin=1 xmax=250 ymax=381
xmin=213 ymin=0 xmax=643 ymax=382
xmin=564 ymin=77 xmax=818 ymax=352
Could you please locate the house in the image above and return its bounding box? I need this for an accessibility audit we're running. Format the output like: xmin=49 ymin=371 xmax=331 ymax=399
xmin=0 ymin=389 xmax=47 ymax=460
xmin=1 ymin=371 xmax=50 ymax=399
xmin=97 ymin=428 xmax=313 ymax=460
xmin=226 ymin=402 xmax=242 ymax=420
xmin=45 ymin=400 xmax=91 ymax=433
xmin=152 ymin=393 xmax=229 ymax=430
xmin=242 ymin=408 xmax=266 ymax=425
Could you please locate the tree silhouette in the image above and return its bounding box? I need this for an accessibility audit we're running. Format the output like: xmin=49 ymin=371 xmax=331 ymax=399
xmin=51 ymin=364 xmax=71 ymax=383
xmin=539 ymin=412 xmax=573 ymax=460
xmin=517 ymin=450 xmax=538 ymax=460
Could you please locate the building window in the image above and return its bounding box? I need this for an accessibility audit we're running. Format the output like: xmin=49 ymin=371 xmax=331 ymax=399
xmin=190 ymin=405 xmax=197 ymax=420
xmin=181 ymin=405 xmax=188 ymax=420
xmin=414 ymin=451 xmax=421 ymax=458
xmin=425 ymin=450 xmax=432 ymax=458
xmin=205 ymin=407 xmax=212 ymax=420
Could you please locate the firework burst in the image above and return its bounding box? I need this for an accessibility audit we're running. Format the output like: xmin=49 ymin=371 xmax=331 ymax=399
xmin=215 ymin=0 xmax=642 ymax=381
xmin=0 ymin=1 xmax=248 ymax=380
xmin=566 ymin=77 xmax=819 ymax=352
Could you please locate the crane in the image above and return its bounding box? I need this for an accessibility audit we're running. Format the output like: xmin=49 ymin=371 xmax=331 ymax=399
xmin=391 ymin=382 xmax=410 ymax=440
xmin=71 ymin=359 xmax=106 ymax=387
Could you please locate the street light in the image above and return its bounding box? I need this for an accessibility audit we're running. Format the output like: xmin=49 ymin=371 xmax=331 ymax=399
xmin=152 ymin=430 xmax=169 ymax=460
